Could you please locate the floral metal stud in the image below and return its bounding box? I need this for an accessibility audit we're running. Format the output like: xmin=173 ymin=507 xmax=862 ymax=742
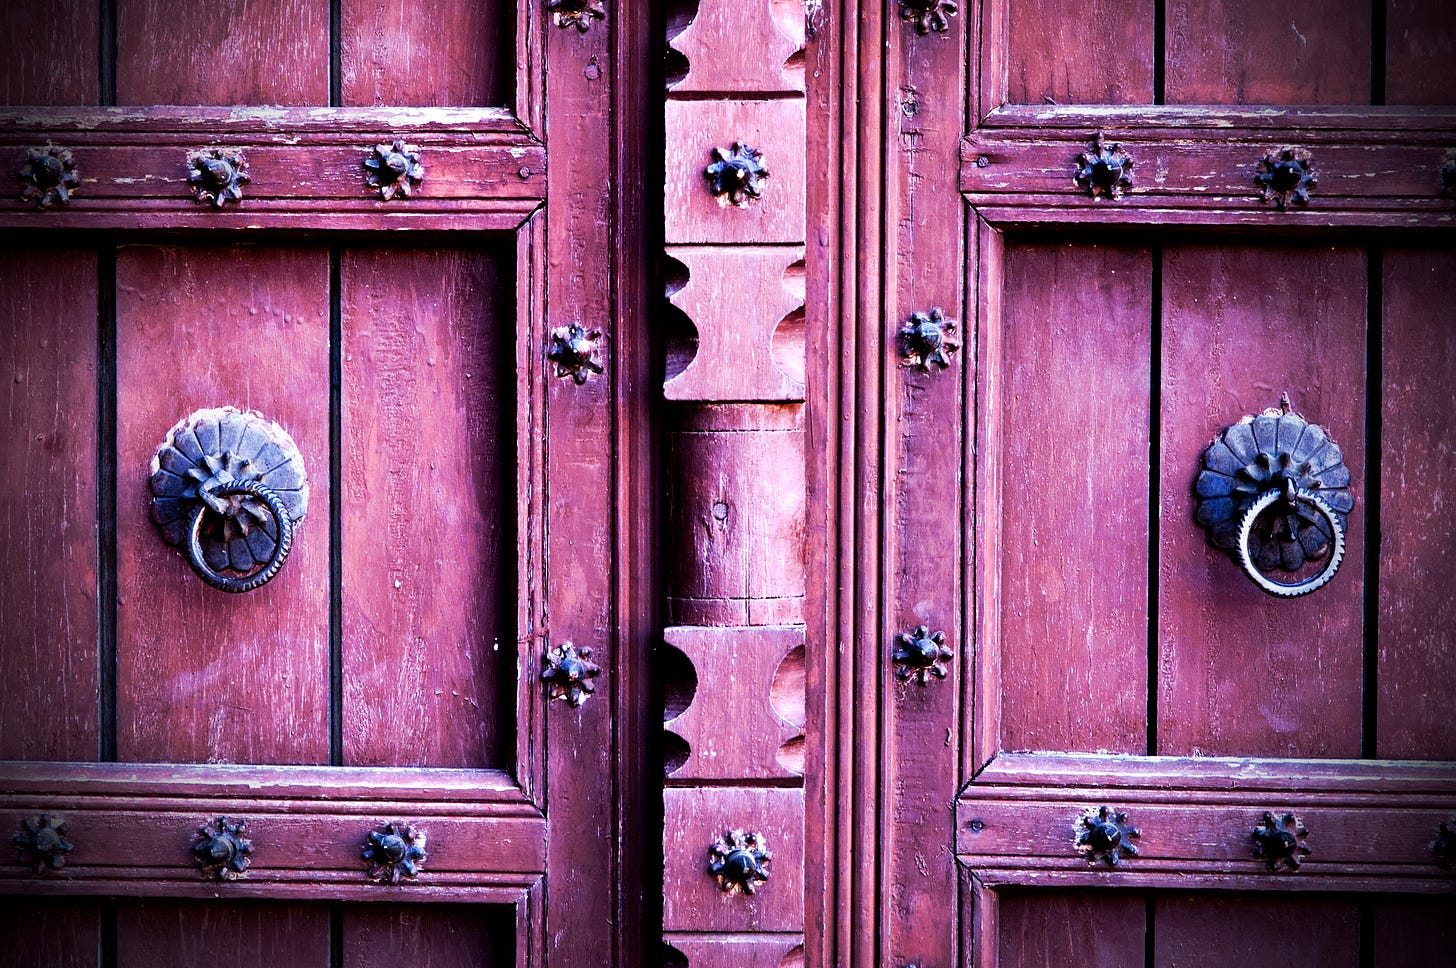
xmin=362 ymin=822 xmax=427 ymax=884
xmin=1441 ymin=150 xmax=1456 ymax=200
xmin=1074 ymin=134 xmax=1134 ymax=200
xmin=547 ymin=323 xmax=605 ymax=385
xmin=548 ymin=0 xmax=606 ymax=31
xmin=1433 ymin=820 xmax=1456 ymax=869
xmin=187 ymin=148 xmax=249 ymax=207
xmin=897 ymin=0 xmax=959 ymax=34
xmin=192 ymin=817 xmax=252 ymax=880
xmin=363 ymin=139 xmax=424 ymax=201
xmin=542 ymin=641 xmax=601 ymax=706
xmin=892 ymin=625 xmax=954 ymax=684
xmin=1252 ymin=811 xmax=1311 ymax=871
xmin=705 ymin=143 xmax=768 ymax=206
xmin=897 ymin=307 xmax=959 ymax=372
xmin=1076 ymin=806 xmax=1141 ymax=866
xmin=18 ymin=144 xmax=80 ymax=209
xmin=708 ymin=829 xmax=771 ymax=895
xmin=1255 ymin=147 xmax=1317 ymax=210
xmin=13 ymin=815 xmax=74 ymax=874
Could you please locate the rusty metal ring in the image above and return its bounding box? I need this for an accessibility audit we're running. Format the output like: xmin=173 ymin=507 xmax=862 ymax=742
xmin=1236 ymin=487 xmax=1345 ymax=598
xmin=185 ymin=480 xmax=294 ymax=594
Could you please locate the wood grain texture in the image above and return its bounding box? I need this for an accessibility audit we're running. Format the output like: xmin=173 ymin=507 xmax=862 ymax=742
xmin=116 ymin=900 xmax=329 ymax=968
xmin=668 ymin=0 xmax=804 ymax=94
xmin=1000 ymin=242 xmax=1151 ymax=755
xmin=663 ymin=626 xmax=805 ymax=780
xmin=996 ymin=891 xmax=1146 ymax=968
xmin=1385 ymin=0 xmax=1456 ymax=104
xmin=1153 ymin=895 xmax=1359 ymax=966
xmin=665 ymin=99 xmax=807 ymax=244
xmin=1373 ymin=896 xmax=1456 ymax=968
xmin=116 ymin=0 xmax=328 ymax=105
xmin=0 ymin=899 xmax=99 ymax=968
xmin=664 ymin=246 xmax=806 ymax=402
xmin=115 ymin=244 xmax=329 ymax=765
xmin=663 ymin=787 xmax=805 ymax=932
xmin=1158 ymin=244 xmax=1366 ymax=759
xmin=341 ymin=243 xmax=515 ymax=770
xmin=666 ymin=405 xmax=806 ymax=626
xmin=0 ymin=0 xmax=96 ymax=104
xmin=0 ymin=247 xmax=98 ymax=761
xmin=1165 ymin=0 xmax=1370 ymax=105
xmin=340 ymin=0 xmax=512 ymax=107
xmin=344 ymin=903 xmax=514 ymax=967
xmin=663 ymin=934 xmax=805 ymax=968
xmin=1377 ymin=248 xmax=1456 ymax=760
xmin=1005 ymin=0 xmax=1153 ymax=105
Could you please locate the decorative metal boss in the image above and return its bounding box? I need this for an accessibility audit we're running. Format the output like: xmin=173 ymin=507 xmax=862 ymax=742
xmin=187 ymin=148 xmax=249 ymax=207
xmin=708 ymin=829 xmax=771 ymax=895
xmin=150 ymin=407 xmax=308 ymax=593
xmin=19 ymin=144 xmax=80 ymax=209
xmin=1195 ymin=395 xmax=1352 ymax=597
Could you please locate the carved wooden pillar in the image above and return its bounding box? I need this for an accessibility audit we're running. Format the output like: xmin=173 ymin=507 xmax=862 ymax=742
xmin=661 ymin=4 xmax=807 ymax=964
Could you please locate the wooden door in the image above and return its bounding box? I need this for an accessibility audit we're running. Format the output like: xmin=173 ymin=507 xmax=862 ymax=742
xmin=806 ymin=2 xmax=1456 ymax=966
xmin=0 ymin=4 xmax=652 ymax=966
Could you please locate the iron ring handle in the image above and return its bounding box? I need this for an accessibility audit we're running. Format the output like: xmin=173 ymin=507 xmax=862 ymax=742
xmin=1236 ymin=486 xmax=1345 ymax=598
xmin=185 ymin=480 xmax=294 ymax=594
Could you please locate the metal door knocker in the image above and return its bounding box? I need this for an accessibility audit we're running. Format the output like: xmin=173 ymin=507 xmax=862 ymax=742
xmin=1195 ymin=395 xmax=1352 ymax=598
xmin=150 ymin=406 xmax=307 ymax=593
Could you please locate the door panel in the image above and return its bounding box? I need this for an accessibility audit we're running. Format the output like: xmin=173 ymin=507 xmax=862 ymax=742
xmin=115 ymin=243 xmax=331 ymax=766
xmin=2 ymin=2 xmax=650 ymax=963
xmin=807 ymin=1 xmax=1456 ymax=965
xmin=0 ymin=248 xmax=99 ymax=762
xmin=1158 ymin=243 xmax=1367 ymax=759
xmin=341 ymin=242 xmax=517 ymax=770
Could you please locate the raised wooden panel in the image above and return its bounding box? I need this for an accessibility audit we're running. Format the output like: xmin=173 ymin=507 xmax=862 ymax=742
xmin=1000 ymin=241 xmax=1151 ymax=755
xmin=1378 ymin=248 xmax=1456 ymax=760
xmin=663 ymin=935 xmax=805 ymax=968
xmin=341 ymin=243 xmax=515 ymax=770
xmin=0 ymin=247 xmax=98 ymax=761
xmin=0 ymin=899 xmax=100 ymax=968
xmin=340 ymin=0 xmax=513 ymax=108
xmin=116 ymin=900 xmax=330 ymax=968
xmin=1004 ymin=0 xmax=1153 ymax=106
xmin=115 ymin=244 xmax=330 ymax=766
xmin=117 ymin=0 xmax=328 ymax=106
xmin=1386 ymin=0 xmax=1456 ymax=104
xmin=665 ymin=99 xmax=807 ymax=245
xmin=996 ymin=891 xmax=1146 ymax=968
xmin=0 ymin=0 xmax=96 ymax=105
xmin=663 ymin=787 xmax=805 ymax=933
xmin=1164 ymin=0 xmax=1370 ymax=105
xmin=344 ymin=904 xmax=515 ymax=967
xmin=1158 ymin=244 xmax=1366 ymax=759
xmin=1153 ymin=895 xmax=1360 ymax=966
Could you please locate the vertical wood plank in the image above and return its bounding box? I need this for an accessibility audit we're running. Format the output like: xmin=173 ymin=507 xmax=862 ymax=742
xmin=0 ymin=0 xmax=96 ymax=104
xmin=0 ymin=899 xmax=100 ymax=968
xmin=116 ymin=0 xmax=327 ymax=105
xmin=1385 ymin=0 xmax=1456 ymax=104
xmin=116 ymin=900 xmax=329 ymax=968
xmin=0 ymin=248 xmax=99 ymax=761
xmin=997 ymin=891 xmax=1146 ymax=968
xmin=1377 ymin=248 xmax=1456 ymax=760
xmin=1159 ymin=244 xmax=1366 ymax=758
xmin=544 ymin=11 xmax=616 ymax=963
xmin=340 ymin=0 xmax=512 ymax=107
xmin=1373 ymin=896 xmax=1456 ymax=968
xmin=1000 ymin=242 xmax=1151 ymax=756
xmin=1006 ymin=0 xmax=1153 ymax=105
xmin=115 ymin=244 xmax=330 ymax=765
xmin=340 ymin=243 xmax=515 ymax=770
xmin=1153 ymin=896 xmax=1359 ymax=967
xmin=344 ymin=904 xmax=513 ymax=968
xmin=1165 ymin=0 xmax=1370 ymax=104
